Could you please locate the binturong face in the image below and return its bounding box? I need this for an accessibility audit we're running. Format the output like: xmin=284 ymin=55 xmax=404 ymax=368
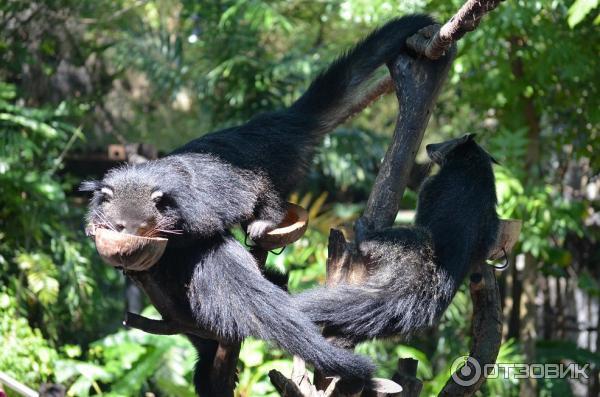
xmin=425 ymin=134 xmax=476 ymax=165
xmin=80 ymin=165 xmax=183 ymax=238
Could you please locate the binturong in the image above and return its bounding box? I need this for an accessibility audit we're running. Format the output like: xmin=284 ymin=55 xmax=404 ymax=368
xmin=293 ymin=134 xmax=500 ymax=345
xmin=81 ymin=14 xmax=438 ymax=396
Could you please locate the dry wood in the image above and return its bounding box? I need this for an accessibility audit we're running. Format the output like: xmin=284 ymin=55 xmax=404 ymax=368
xmin=360 ymin=47 xmax=455 ymax=231
xmin=407 ymin=0 xmax=505 ymax=60
xmin=438 ymin=265 xmax=503 ymax=396
xmin=392 ymin=358 xmax=422 ymax=397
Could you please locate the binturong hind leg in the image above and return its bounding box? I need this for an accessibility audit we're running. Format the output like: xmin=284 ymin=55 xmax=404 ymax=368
xmin=186 ymin=336 xmax=222 ymax=397
xmin=187 ymin=234 xmax=375 ymax=391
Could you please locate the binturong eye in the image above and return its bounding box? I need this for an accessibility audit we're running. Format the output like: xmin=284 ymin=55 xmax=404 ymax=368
xmin=151 ymin=190 xmax=171 ymax=212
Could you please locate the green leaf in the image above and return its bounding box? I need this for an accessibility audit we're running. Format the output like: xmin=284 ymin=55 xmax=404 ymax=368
xmin=0 ymin=112 xmax=59 ymax=138
xmin=568 ymin=0 xmax=599 ymax=27
xmin=109 ymin=344 xmax=170 ymax=395
xmin=240 ymin=339 xmax=267 ymax=367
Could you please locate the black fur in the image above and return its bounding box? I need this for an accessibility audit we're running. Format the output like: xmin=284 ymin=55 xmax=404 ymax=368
xmin=82 ymin=15 xmax=437 ymax=395
xmin=81 ymin=15 xmax=433 ymax=395
xmin=82 ymin=14 xmax=435 ymax=241
xmin=293 ymin=135 xmax=499 ymax=343
xmin=150 ymin=234 xmax=374 ymax=393
xmin=186 ymin=336 xmax=219 ymax=396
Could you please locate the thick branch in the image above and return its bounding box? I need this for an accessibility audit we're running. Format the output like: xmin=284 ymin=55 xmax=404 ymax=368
xmin=407 ymin=0 xmax=504 ymax=59
xmin=439 ymin=264 xmax=502 ymax=396
xmin=360 ymin=46 xmax=455 ymax=231
xmin=211 ymin=343 xmax=242 ymax=394
xmin=308 ymin=41 xmax=457 ymax=397
xmin=269 ymin=370 xmax=306 ymax=397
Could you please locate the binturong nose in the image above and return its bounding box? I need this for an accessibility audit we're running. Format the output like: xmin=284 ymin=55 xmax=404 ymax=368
xmin=425 ymin=144 xmax=435 ymax=157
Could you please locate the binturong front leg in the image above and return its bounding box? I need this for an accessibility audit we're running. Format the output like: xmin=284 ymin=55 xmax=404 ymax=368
xmin=245 ymin=191 xmax=287 ymax=241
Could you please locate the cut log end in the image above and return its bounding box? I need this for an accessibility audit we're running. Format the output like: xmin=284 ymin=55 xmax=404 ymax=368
xmin=488 ymin=219 xmax=522 ymax=260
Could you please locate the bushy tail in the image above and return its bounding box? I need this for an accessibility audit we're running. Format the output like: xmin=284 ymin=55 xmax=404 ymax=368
xmin=189 ymin=235 xmax=374 ymax=387
xmin=290 ymin=14 xmax=435 ymax=133
xmin=293 ymin=267 xmax=457 ymax=344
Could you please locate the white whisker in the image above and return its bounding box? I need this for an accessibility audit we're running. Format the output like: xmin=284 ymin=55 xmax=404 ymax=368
xmin=94 ymin=209 xmax=116 ymax=231
xmin=155 ymin=229 xmax=184 ymax=235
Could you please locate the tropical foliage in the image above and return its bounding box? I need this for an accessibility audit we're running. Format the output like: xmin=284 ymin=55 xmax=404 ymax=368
xmin=0 ymin=0 xmax=598 ymax=396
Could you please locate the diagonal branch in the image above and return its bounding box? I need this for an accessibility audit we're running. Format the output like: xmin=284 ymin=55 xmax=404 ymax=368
xmin=358 ymin=45 xmax=456 ymax=232
xmin=407 ymin=0 xmax=505 ymax=59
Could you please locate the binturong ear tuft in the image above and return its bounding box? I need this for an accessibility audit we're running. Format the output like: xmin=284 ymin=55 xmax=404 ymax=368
xmin=465 ymin=133 xmax=477 ymax=141
xmin=79 ymin=180 xmax=102 ymax=192
xmin=490 ymin=155 xmax=501 ymax=165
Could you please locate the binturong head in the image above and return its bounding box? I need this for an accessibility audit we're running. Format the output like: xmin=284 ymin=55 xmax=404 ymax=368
xmin=425 ymin=133 xmax=499 ymax=166
xmin=80 ymin=162 xmax=183 ymax=239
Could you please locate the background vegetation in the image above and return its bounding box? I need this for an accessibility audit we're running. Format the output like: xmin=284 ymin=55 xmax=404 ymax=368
xmin=0 ymin=0 xmax=598 ymax=396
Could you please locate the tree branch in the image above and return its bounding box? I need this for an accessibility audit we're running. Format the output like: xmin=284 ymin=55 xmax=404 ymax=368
xmin=393 ymin=358 xmax=423 ymax=397
xmin=124 ymin=312 xmax=216 ymax=338
xmin=359 ymin=45 xmax=456 ymax=231
xmin=439 ymin=265 xmax=502 ymax=396
xmin=308 ymin=40 xmax=457 ymax=397
xmin=407 ymin=0 xmax=505 ymax=60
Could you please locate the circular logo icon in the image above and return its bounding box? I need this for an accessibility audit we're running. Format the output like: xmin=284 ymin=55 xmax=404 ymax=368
xmin=450 ymin=356 xmax=481 ymax=387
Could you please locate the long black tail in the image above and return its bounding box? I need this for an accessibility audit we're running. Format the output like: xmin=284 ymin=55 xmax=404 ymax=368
xmin=292 ymin=227 xmax=459 ymax=344
xmin=188 ymin=234 xmax=374 ymax=387
xmin=293 ymin=281 xmax=454 ymax=344
xmin=290 ymin=14 xmax=435 ymax=133
xmin=293 ymin=274 xmax=457 ymax=344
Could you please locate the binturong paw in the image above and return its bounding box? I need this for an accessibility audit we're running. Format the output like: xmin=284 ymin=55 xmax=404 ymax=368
xmin=247 ymin=219 xmax=278 ymax=241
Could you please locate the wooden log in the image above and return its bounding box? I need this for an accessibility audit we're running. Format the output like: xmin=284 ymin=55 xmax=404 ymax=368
xmin=392 ymin=358 xmax=422 ymax=397
xmin=360 ymin=46 xmax=456 ymax=231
